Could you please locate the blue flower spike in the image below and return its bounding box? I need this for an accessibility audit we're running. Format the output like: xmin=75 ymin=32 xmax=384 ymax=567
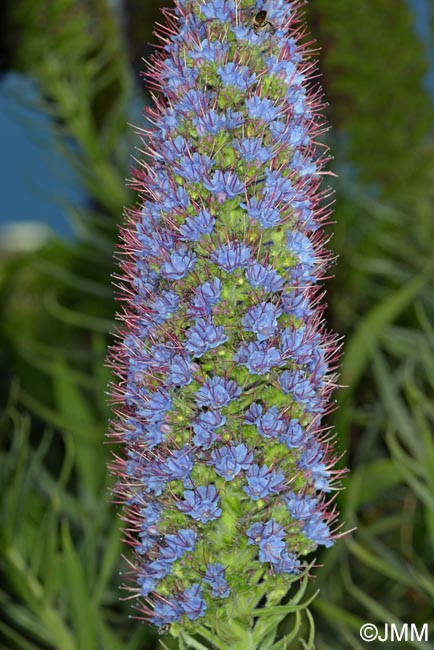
xmin=109 ymin=0 xmax=346 ymax=645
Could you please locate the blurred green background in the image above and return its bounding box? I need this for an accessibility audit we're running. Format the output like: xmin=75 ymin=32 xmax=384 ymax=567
xmin=1 ymin=0 xmax=434 ymax=649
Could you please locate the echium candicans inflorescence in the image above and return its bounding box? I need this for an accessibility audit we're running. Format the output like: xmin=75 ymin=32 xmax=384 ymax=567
xmin=109 ymin=0 xmax=344 ymax=645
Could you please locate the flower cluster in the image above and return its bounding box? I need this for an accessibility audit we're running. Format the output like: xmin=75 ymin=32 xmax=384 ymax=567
xmin=109 ymin=0 xmax=343 ymax=633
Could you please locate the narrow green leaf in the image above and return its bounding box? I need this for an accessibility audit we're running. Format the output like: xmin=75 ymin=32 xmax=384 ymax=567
xmin=180 ymin=632 xmax=212 ymax=650
xmin=345 ymin=458 xmax=402 ymax=512
xmin=96 ymin=619 xmax=126 ymax=650
xmin=313 ymin=598 xmax=364 ymax=631
xmin=2 ymin=548 xmax=75 ymax=650
xmin=341 ymin=269 xmax=431 ymax=391
xmin=61 ymin=521 xmax=97 ymax=650
xmin=92 ymin=519 xmax=122 ymax=605
xmin=45 ymin=290 xmax=114 ymax=332
xmin=0 ymin=619 xmax=48 ymax=650
xmin=300 ymin=608 xmax=315 ymax=650
xmin=252 ymin=590 xmax=318 ymax=617
xmin=52 ymin=358 xmax=103 ymax=495
xmin=270 ymin=611 xmax=302 ymax=649
xmin=195 ymin=625 xmax=228 ymax=649
xmin=347 ymin=537 xmax=414 ymax=587
xmin=33 ymin=257 xmax=112 ymax=298
xmin=372 ymin=349 xmax=422 ymax=457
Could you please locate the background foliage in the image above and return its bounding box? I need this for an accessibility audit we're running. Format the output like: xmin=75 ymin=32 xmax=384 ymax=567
xmin=1 ymin=0 xmax=433 ymax=648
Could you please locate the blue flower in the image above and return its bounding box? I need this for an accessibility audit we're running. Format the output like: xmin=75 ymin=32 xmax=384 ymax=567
xmin=280 ymin=325 xmax=317 ymax=361
xmin=161 ymin=246 xmax=197 ymax=280
xmin=287 ymin=231 xmax=315 ymax=270
xmin=201 ymin=0 xmax=235 ymax=21
xmin=203 ymin=563 xmax=230 ymax=598
xmin=273 ymin=551 xmax=300 ymax=575
xmin=158 ymin=529 xmax=197 ymax=562
xmin=246 ymin=96 xmax=281 ymax=121
xmin=193 ymin=109 xmax=228 ymax=135
xmin=234 ymin=341 xmax=282 ymax=374
xmin=244 ymin=402 xmax=263 ymax=425
xmin=161 ymin=59 xmax=199 ymax=93
xmin=217 ymin=63 xmax=256 ymax=90
xmin=287 ymin=87 xmax=309 ymax=117
xmin=141 ymin=462 xmax=167 ymax=496
xmin=245 ymin=262 xmax=269 ymax=288
xmin=160 ymin=135 xmax=189 ymax=162
xmin=242 ymin=301 xmax=282 ymax=341
xmin=241 ymin=196 xmax=281 ymax=228
xmin=150 ymin=343 xmax=175 ymax=366
xmin=234 ymin=138 xmax=272 ymax=163
xmin=233 ymin=24 xmax=269 ymax=45
xmin=195 ymin=376 xmax=242 ymax=408
xmin=203 ymin=170 xmax=244 ymax=201
xmin=246 ymin=263 xmax=285 ymax=291
xmin=266 ymin=56 xmax=304 ymax=85
xmin=176 ymin=89 xmax=209 ymax=114
xmin=198 ymin=277 xmax=222 ymax=303
xmin=224 ymin=108 xmax=245 ymax=128
xmin=138 ymin=389 xmax=172 ymax=422
xmin=303 ymin=515 xmax=333 ymax=548
xmin=189 ymin=277 xmax=222 ymax=316
xmin=279 ymin=418 xmax=306 ymax=449
xmin=298 ymin=441 xmax=331 ymax=492
xmin=138 ymin=574 xmax=159 ymax=598
xmin=192 ymin=409 xmax=226 ymax=449
xmin=264 ymin=169 xmax=295 ymax=204
xmin=148 ymin=558 xmax=173 ymax=580
xmin=177 ymin=484 xmax=222 ymax=523
xmin=247 ymin=520 xmax=286 ymax=563
xmin=150 ymin=291 xmax=179 ymax=322
xmin=284 ymin=492 xmax=319 ymax=520
xmin=141 ymin=502 xmax=161 ymax=525
xmin=257 ymin=406 xmax=286 ymax=439
xmin=168 ymin=354 xmax=194 ymax=387
xmin=279 ymin=370 xmax=318 ymax=410
xmin=185 ymin=318 xmax=228 ymax=357
xmin=163 ymin=448 xmax=194 ymax=481
xmin=179 ymin=209 xmax=215 ymax=241
xmin=150 ymin=599 xmax=182 ymax=627
xmin=211 ymin=242 xmax=251 ymax=272
xmin=178 ymin=152 xmax=213 ymax=183
xmin=287 ymin=120 xmax=309 ymax=147
xmin=157 ymin=109 xmax=179 ymax=139
xmin=180 ymin=583 xmax=207 ymax=620
xmin=291 ymin=150 xmax=317 ymax=177
xmin=141 ymin=420 xmax=169 ymax=448
xmin=243 ymin=464 xmax=286 ymax=500
xmin=210 ymin=443 xmax=253 ymax=480
xmin=281 ymin=289 xmax=312 ymax=320
xmin=188 ymin=38 xmax=229 ymax=64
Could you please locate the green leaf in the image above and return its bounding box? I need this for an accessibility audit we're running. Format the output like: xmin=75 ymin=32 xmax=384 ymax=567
xmin=345 ymin=458 xmax=402 ymax=513
xmin=179 ymin=632 xmax=212 ymax=650
xmin=60 ymin=521 xmax=97 ymax=650
xmin=269 ymin=611 xmax=302 ymax=649
xmin=300 ymin=608 xmax=315 ymax=650
xmin=342 ymin=269 xmax=431 ymax=390
xmin=0 ymin=620 xmax=43 ymax=650
xmin=91 ymin=517 xmax=121 ymax=605
xmin=2 ymin=547 xmax=76 ymax=650
xmin=312 ymin=598 xmax=364 ymax=631
xmin=52 ymin=357 xmax=103 ymax=496
xmin=251 ymin=590 xmax=318 ymax=617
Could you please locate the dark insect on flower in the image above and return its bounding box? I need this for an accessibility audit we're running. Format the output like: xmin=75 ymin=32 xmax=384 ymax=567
xmin=252 ymin=10 xmax=276 ymax=35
